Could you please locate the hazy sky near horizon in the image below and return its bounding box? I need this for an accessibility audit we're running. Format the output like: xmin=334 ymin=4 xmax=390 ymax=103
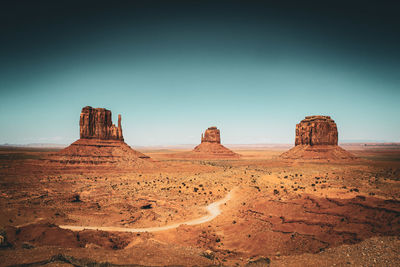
xmin=1 ymin=1 xmax=399 ymax=146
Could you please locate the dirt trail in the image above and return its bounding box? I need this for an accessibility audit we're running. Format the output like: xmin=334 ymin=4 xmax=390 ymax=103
xmin=59 ymin=189 xmax=235 ymax=233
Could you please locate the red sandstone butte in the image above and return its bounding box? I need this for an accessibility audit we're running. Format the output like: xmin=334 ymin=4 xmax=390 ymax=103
xmin=281 ymin=115 xmax=357 ymax=162
xmin=52 ymin=106 xmax=151 ymax=165
xmin=201 ymin=126 xmax=221 ymax=143
xmin=79 ymin=106 xmax=123 ymax=141
xmin=192 ymin=127 xmax=239 ymax=158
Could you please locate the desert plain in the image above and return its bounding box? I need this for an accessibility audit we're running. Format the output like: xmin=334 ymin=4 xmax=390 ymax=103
xmin=0 ymin=142 xmax=399 ymax=266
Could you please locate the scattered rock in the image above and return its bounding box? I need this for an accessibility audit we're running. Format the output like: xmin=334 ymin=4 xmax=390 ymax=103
xmin=246 ymin=256 xmax=271 ymax=266
xmin=21 ymin=242 xmax=35 ymax=249
xmin=201 ymin=249 xmax=215 ymax=260
xmin=0 ymin=229 xmax=11 ymax=248
xmin=356 ymin=195 xmax=366 ymax=201
xmin=140 ymin=204 xmax=152 ymax=210
xmin=70 ymin=194 xmax=82 ymax=203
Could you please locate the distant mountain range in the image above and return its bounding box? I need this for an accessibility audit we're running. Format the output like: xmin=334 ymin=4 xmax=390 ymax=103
xmin=340 ymin=139 xmax=393 ymax=143
xmin=0 ymin=143 xmax=67 ymax=148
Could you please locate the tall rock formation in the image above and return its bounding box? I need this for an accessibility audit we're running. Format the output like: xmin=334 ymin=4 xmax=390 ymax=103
xmin=51 ymin=106 xmax=151 ymax=166
xmin=281 ymin=115 xmax=356 ymax=162
xmin=193 ymin=127 xmax=239 ymax=158
xmin=201 ymin=127 xmax=221 ymax=143
xmin=79 ymin=106 xmax=123 ymax=140
xmin=295 ymin=116 xmax=338 ymax=146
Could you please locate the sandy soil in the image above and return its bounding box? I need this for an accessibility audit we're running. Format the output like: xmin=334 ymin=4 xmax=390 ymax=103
xmin=0 ymin=144 xmax=399 ymax=266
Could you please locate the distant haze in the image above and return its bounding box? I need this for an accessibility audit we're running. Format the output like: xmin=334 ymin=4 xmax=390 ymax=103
xmin=1 ymin=1 xmax=399 ymax=146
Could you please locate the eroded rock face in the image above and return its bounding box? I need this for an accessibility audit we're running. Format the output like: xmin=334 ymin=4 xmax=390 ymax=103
xmin=201 ymin=127 xmax=221 ymax=144
xmin=192 ymin=127 xmax=240 ymax=158
xmin=295 ymin=116 xmax=338 ymax=146
xmin=80 ymin=106 xmax=123 ymax=141
xmin=281 ymin=115 xmax=357 ymax=161
xmin=51 ymin=106 xmax=152 ymax=166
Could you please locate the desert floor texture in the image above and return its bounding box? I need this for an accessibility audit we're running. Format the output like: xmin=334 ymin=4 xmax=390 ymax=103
xmin=0 ymin=144 xmax=399 ymax=266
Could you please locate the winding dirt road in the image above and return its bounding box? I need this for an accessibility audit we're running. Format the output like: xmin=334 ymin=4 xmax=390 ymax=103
xmin=59 ymin=189 xmax=235 ymax=233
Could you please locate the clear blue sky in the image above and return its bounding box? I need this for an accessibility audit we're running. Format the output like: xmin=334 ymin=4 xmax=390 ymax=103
xmin=1 ymin=1 xmax=399 ymax=146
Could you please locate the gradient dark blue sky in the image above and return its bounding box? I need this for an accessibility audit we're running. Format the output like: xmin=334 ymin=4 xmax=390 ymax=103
xmin=1 ymin=1 xmax=399 ymax=145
